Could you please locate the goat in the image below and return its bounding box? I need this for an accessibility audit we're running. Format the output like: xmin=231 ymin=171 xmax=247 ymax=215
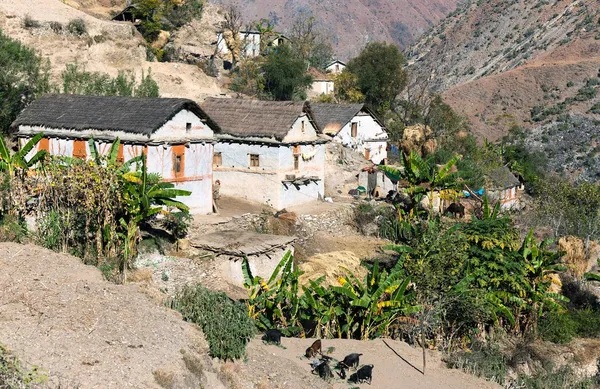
xmin=305 ymin=339 xmax=322 ymax=358
xmin=262 ymin=329 xmax=282 ymax=345
xmin=338 ymin=353 xmax=362 ymax=370
xmin=445 ymin=202 xmax=465 ymax=218
xmin=348 ymin=364 xmax=374 ymax=385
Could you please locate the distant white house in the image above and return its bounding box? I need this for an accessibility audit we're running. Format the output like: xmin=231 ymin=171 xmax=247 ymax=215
xmin=216 ymin=31 xmax=291 ymax=59
xmin=201 ymin=98 xmax=326 ymax=209
xmin=311 ymin=103 xmax=388 ymax=164
xmin=216 ymin=30 xmax=262 ymax=59
xmin=308 ymin=68 xmax=335 ymax=97
xmin=326 ymin=60 xmax=346 ymax=74
xmin=485 ymin=166 xmax=523 ymax=210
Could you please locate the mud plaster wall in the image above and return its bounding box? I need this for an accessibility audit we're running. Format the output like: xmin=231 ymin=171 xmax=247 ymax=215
xmin=334 ymin=112 xmax=388 ymax=164
xmin=220 ymin=244 xmax=295 ymax=286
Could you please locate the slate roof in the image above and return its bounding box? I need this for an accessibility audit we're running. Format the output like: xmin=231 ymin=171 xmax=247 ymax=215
xmin=11 ymin=94 xmax=219 ymax=136
xmin=486 ymin=166 xmax=520 ymax=190
xmin=201 ymin=98 xmax=318 ymax=141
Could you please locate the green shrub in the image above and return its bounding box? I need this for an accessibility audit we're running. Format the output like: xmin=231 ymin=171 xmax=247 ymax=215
xmin=446 ymin=341 xmax=507 ymax=384
xmin=22 ymin=15 xmax=40 ymax=28
xmin=37 ymin=210 xmax=63 ymax=250
xmin=571 ymin=309 xmax=600 ymax=338
xmin=0 ymin=214 xmax=27 ymax=243
xmin=49 ymin=21 xmax=63 ymax=33
xmin=516 ymin=365 xmax=597 ymax=389
xmin=171 ymin=284 xmax=255 ymax=360
xmin=0 ymin=343 xmax=46 ymax=387
xmin=67 ymin=18 xmax=87 ymax=36
xmin=538 ymin=311 xmax=577 ymax=344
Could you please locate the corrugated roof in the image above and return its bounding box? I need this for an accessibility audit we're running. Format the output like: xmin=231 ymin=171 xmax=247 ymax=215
xmin=201 ymin=98 xmax=317 ymax=141
xmin=11 ymin=94 xmax=218 ymax=136
xmin=310 ymin=103 xmax=365 ymax=135
xmin=486 ymin=166 xmax=520 ymax=190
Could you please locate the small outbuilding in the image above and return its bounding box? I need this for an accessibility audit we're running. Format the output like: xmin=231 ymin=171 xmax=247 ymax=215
xmin=11 ymin=94 xmax=219 ymax=214
xmin=190 ymin=230 xmax=295 ymax=287
xmin=311 ymin=102 xmax=388 ymax=164
xmin=485 ymin=166 xmax=522 ymax=210
xmin=308 ymin=68 xmax=335 ymax=97
xmin=201 ymin=98 xmax=326 ymax=210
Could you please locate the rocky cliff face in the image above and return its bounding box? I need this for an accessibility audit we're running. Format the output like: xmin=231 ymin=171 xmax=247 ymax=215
xmin=407 ymin=0 xmax=600 ymax=141
xmin=208 ymin=0 xmax=459 ymax=59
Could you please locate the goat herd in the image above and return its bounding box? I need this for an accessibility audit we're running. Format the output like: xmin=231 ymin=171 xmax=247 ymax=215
xmin=262 ymin=329 xmax=374 ymax=385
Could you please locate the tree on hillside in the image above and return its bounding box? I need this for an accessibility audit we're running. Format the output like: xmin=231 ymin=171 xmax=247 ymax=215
xmin=261 ymin=45 xmax=312 ymax=100
xmin=221 ymin=4 xmax=244 ymax=66
xmin=0 ymin=30 xmax=51 ymax=134
xmin=346 ymin=42 xmax=408 ymax=114
xmin=289 ymin=11 xmax=334 ymax=70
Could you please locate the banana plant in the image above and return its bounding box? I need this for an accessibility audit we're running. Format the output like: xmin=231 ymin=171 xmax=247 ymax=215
xmin=118 ymin=155 xmax=191 ymax=282
xmin=0 ymin=133 xmax=47 ymax=177
xmin=242 ymin=250 xmax=302 ymax=333
xmin=88 ymin=137 xmax=143 ymax=172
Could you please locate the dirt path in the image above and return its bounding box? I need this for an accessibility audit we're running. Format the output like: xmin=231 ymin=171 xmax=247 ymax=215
xmin=230 ymin=337 xmax=501 ymax=389
xmin=0 ymin=243 xmax=225 ymax=389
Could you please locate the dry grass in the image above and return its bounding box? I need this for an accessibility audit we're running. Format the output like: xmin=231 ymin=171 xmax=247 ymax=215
xmin=153 ymin=368 xmax=176 ymax=388
xmin=559 ymin=236 xmax=588 ymax=278
xmin=298 ymin=251 xmax=367 ymax=288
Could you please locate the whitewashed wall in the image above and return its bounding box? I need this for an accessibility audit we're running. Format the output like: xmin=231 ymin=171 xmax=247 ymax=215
xmin=216 ymin=32 xmax=261 ymax=58
xmin=213 ymin=141 xmax=326 ymax=210
xmin=282 ymin=116 xmax=319 ymax=143
xmin=334 ymin=112 xmax=388 ymax=164
xmin=309 ymin=80 xmax=334 ymax=97
xmin=17 ymin=109 xmax=215 ymax=214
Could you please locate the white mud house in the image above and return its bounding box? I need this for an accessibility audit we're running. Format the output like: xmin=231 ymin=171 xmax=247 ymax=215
xmin=216 ymin=30 xmax=289 ymax=60
xmin=326 ymin=60 xmax=346 ymax=74
xmin=311 ymin=103 xmax=388 ymax=164
xmin=12 ymin=94 xmax=219 ymax=214
xmin=201 ymin=98 xmax=326 ymax=210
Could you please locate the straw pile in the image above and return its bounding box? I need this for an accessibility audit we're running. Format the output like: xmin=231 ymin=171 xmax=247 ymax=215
xmin=298 ymin=251 xmax=367 ymax=289
xmin=559 ymin=235 xmax=589 ymax=278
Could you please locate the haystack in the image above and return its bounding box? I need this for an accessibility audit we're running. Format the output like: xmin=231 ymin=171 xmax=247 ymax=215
xmin=559 ymin=236 xmax=588 ymax=278
xmin=298 ymin=251 xmax=367 ymax=289
xmin=401 ymin=124 xmax=436 ymax=156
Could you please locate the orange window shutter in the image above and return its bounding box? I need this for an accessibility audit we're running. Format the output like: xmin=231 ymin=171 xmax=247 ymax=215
xmin=73 ymin=140 xmax=86 ymax=159
xmin=116 ymin=144 xmax=124 ymax=163
xmin=172 ymin=145 xmax=185 ymax=178
xmin=38 ymin=137 xmax=49 ymax=152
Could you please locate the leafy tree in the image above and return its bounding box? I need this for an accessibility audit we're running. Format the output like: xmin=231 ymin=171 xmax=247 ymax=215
xmin=0 ymin=30 xmax=51 ymax=134
xmin=308 ymin=42 xmax=334 ymax=70
xmin=333 ymin=71 xmax=364 ymax=103
xmin=346 ymin=42 xmax=408 ymax=114
xmin=261 ymin=45 xmax=312 ymax=100
xmin=288 ymin=11 xmax=333 ymax=70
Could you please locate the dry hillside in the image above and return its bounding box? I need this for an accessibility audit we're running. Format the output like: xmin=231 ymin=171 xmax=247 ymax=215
xmin=208 ymin=0 xmax=459 ymax=59
xmin=0 ymin=0 xmax=223 ymax=101
xmin=407 ymin=0 xmax=600 ymax=141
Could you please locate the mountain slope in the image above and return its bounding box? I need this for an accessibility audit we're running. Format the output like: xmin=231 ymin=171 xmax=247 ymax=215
xmin=407 ymin=0 xmax=600 ymax=141
xmin=208 ymin=0 xmax=459 ymax=59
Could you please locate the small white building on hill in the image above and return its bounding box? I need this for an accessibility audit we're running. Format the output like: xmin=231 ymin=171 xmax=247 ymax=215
xmin=311 ymin=103 xmax=388 ymax=164
xmin=326 ymin=60 xmax=346 ymax=74
xmin=201 ymin=98 xmax=326 ymax=210
xmin=11 ymin=94 xmax=218 ymax=214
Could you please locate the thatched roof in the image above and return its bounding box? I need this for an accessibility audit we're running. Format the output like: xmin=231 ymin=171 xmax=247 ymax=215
xmin=201 ymin=98 xmax=319 ymax=141
xmin=11 ymin=94 xmax=219 ymax=136
xmin=311 ymin=103 xmax=365 ymax=135
xmin=486 ymin=166 xmax=520 ymax=190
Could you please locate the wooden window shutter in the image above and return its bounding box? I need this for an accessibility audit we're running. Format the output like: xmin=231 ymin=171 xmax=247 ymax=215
xmin=116 ymin=144 xmax=124 ymax=163
xmin=250 ymin=154 xmax=260 ymax=167
xmin=172 ymin=145 xmax=185 ymax=179
xmin=73 ymin=140 xmax=86 ymax=159
xmin=351 ymin=122 xmax=358 ymax=138
xmin=38 ymin=137 xmax=49 ymax=152
xmin=213 ymin=152 xmax=222 ymax=166
xmin=364 ymin=148 xmax=371 ymax=161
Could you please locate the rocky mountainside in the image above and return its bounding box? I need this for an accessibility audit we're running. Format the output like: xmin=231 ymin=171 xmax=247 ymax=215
xmin=0 ymin=0 xmax=224 ymax=101
xmin=208 ymin=0 xmax=460 ymax=59
xmin=407 ymin=0 xmax=600 ymax=141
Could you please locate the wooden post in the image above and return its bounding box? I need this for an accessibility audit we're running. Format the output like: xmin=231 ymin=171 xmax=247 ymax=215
xmin=421 ymin=315 xmax=426 ymax=375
